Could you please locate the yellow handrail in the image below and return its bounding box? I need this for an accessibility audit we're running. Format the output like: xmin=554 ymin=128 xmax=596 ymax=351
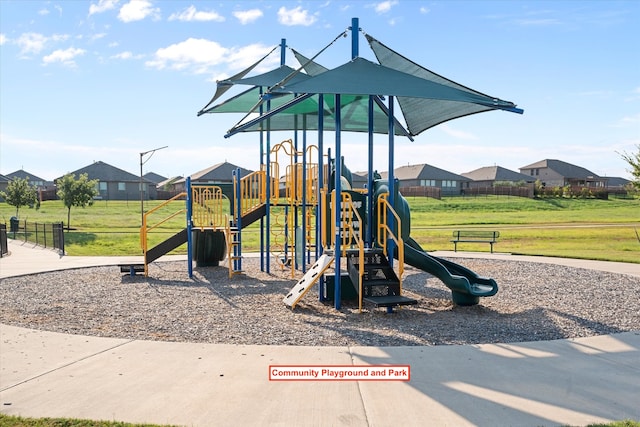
xmin=376 ymin=192 xmax=404 ymax=296
xmin=140 ymin=192 xmax=187 ymax=253
xmin=236 ymin=170 xmax=266 ymax=218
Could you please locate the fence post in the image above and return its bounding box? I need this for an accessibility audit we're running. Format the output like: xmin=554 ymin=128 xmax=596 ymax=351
xmin=53 ymin=222 xmax=64 ymax=254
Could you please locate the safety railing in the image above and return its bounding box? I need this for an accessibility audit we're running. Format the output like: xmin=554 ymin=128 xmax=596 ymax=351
xmin=140 ymin=192 xmax=186 ymax=255
xmin=192 ymin=185 xmax=227 ymax=229
xmin=376 ymin=192 xmax=404 ymax=295
xmin=237 ymin=170 xmax=266 ymax=218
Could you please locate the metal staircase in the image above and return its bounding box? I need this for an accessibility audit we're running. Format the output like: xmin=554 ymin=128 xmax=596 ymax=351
xmin=346 ymin=248 xmax=417 ymax=309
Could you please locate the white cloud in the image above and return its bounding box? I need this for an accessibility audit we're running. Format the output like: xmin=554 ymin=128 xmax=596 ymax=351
xmin=38 ymin=8 xmax=50 ymax=16
xmin=145 ymin=38 xmax=277 ymax=77
xmin=277 ymin=6 xmax=317 ymax=26
xmin=374 ymin=1 xmax=398 ymax=14
xmin=233 ymin=9 xmax=263 ymax=25
xmin=89 ymin=0 xmax=119 ymax=15
xmin=14 ymin=33 xmax=70 ymax=57
xmin=15 ymin=32 xmax=49 ymax=55
xmin=619 ymin=113 xmax=640 ymax=125
xmin=515 ymin=18 xmax=561 ymax=26
xmin=118 ymin=0 xmax=160 ymax=23
xmin=438 ymin=124 xmax=479 ymax=140
xmin=145 ymin=38 xmax=227 ymax=71
xmin=168 ymin=5 xmax=224 ymax=22
xmin=0 ymin=34 xmax=6 ymax=45
xmin=110 ymin=51 xmax=143 ymax=60
xmin=420 ymin=7 xmax=430 ymax=14
xmin=89 ymin=32 xmax=108 ymax=42
xmin=42 ymin=47 xmax=86 ymax=67
xmin=226 ymin=43 xmax=278 ymax=70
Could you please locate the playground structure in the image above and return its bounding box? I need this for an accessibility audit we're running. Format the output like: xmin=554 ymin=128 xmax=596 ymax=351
xmin=139 ymin=145 xmax=498 ymax=309
xmin=139 ymin=17 xmax=522 ymax=311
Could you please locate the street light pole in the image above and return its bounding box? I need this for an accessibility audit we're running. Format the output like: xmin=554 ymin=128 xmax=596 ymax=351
xmin=140 ymin=145 xmax=168 ymax=227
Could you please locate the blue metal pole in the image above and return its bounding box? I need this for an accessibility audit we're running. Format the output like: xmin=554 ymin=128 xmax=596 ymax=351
xmin=334 ymin=93 xmax=342 ymax=310
xmin=367 ymin=95 xmax=374 ymax=248
xmin=351 ymin=17 xmax=359 ymax=59
xmin=280 ymin=38 xmax=286 ymax=66
xmin=234 ymin=169 xmax=242 ymax=273
xmin=387 ymin=96 xmax=396 ymax=314
xmin=302 ymin=115 xmax=308 ymax=271
xmin=186 ymin=176 xmax=193 ymax=278
xmin=294 ymin=110 xmax=299 ymax=271
xmin=259 ymin=86 xmax=265 ymax=272
xmin=265 ymin=99 xmax=272 ymax=274
xmin=317 ymin=93 xmax=324 ymax=260
xmin=388 ymin=96 xmax=395 ymax=269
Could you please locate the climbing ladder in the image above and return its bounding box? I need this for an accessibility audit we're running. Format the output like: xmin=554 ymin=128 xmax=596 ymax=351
xmin=346 ymin=248 xmax=417 ymax=309
xmin=283 ymin=253 xmax=334 ymax=309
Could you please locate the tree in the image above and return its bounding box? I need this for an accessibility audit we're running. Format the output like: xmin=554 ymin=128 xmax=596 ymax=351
xmin=0 ymin=177 xmax=38 ymax=217
xmin=619 ymin=144 xmax=640 ymax=190
xmin=56 ymin=173 xmax=99 ymax=230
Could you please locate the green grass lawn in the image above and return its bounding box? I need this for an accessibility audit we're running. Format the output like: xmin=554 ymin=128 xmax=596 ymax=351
xmin=2 ymin=195 xmax=639 ymax=263
xmin=1 ymin=414 xmax=638 ymax=427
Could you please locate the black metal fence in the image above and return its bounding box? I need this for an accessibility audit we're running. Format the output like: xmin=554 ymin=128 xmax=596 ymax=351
xmin=6 ymin=219 xmax=65 ymax=254
xmin=0 ymin=224 xmax=7 ymax=258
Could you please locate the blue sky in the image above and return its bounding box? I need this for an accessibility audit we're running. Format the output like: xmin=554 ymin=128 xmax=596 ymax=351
xmin=1 ymin=1 xmax=638 ymax=182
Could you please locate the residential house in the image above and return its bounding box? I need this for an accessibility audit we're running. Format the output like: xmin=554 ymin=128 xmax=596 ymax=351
xmin=173 ymin=161 xmax=253 ymax=193
xmin=156 ymin=176 xmax=183 ymax=191
xmin=462 ymin=166 xmax=535 ymax=187
xmin=0 ymin=174 xmax=10 ymax=201
xmin=60 ymin=161 xmax=157 ymax=201
xmin=6 ymin=169 xmax=51 ymax=189
xmin=381 ymin=163 xmax=471 ymax=196
xmin=5 ymin=169 xmax=57 ymax=201
xmin=606 ymin=176 xmax=631 ymax=189
xmin=351 ymin=171 xmax=369 ymax=189
xmin=143 ymin=172 xmax=167 ymax=185
xmin=519 ymin=159 xmax=607 ymax=188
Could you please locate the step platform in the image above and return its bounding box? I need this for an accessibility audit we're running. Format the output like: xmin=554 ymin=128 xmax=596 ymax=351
xmin=363 ymin=295 xmax=418 ymax=308
xmin=324 ymin=272 xmax=359 ymax=301
xmin=119 ymin=264 xmax=144 ymax=276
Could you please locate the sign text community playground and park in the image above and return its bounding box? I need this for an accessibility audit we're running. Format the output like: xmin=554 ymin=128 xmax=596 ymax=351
xmin=269 ymin=365 xmax=410 ymax=381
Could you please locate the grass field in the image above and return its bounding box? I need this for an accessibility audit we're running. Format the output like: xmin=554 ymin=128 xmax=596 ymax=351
xmin=2 ymin=195 xmax=639 ymax=263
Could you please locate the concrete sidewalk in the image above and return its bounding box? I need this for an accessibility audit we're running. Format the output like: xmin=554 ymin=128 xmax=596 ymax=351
xmin=1 ymin=240 xmax=639 ymax=426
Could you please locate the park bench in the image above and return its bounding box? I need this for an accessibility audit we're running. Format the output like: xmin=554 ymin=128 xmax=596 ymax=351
xmin=451 ymin=230 xmax=500 ymax=253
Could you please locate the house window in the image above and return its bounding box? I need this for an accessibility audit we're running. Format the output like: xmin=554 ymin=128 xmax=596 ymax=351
xmin=420 ymin=179 xmax=436 ymax=186
xmin=118 ymin=182 xmax=126 ymax=191
xmin=98 ymin=182 xmax=107 ymax=191
xmin=442 ymin=180 xmax=456 ymax=188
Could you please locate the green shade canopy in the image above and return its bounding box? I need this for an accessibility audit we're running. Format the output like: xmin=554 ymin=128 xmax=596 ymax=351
xmin=365 ymin=34 xmax=522 ymax=135
xmin=199 ymin=31 xmax=522 ymax=138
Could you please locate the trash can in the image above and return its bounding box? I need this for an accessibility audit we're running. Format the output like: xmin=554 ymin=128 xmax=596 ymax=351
xmin=192 ymin=229 xmax=226 ymax=267
xmin=9 ymin=217 xmax=19 ymax=233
